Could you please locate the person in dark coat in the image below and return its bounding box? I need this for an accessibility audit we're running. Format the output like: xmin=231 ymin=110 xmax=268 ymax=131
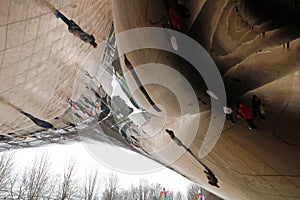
xmin=17 ymin=109 xmax=56 ymax=130
xmin=204 ymin=168 xmax=220 ymax=188
xmin=54 ymin=10 xmax=97 ymax=48
xmin=165 ymin=129 xmax=186 ymax=148
xmin=237 ymin=102 xmax=257 ymax=129
xmin=251 ymin=95 xmax=265 ymax=119
xmin=175 ymin=0 xmax=191 ymax=18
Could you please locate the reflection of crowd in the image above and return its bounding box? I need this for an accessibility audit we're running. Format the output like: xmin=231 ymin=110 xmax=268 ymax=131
xmin=71 ymin=79 xmax=146 ymax=151
xmin=68 ymin=84 xmax=111 ymax=122
xmin=223 ymin=95 xmax=266 ymax=130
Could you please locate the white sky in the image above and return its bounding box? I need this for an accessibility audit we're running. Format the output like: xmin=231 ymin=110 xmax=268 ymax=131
xmin=1 ymin=142 xmax=192 ymax=194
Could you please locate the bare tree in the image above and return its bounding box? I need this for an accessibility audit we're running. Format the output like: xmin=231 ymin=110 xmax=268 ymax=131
xmin=168 ymin=191 xmax=174 ymax=200
xmin=47 ymin=173 xmax=60 ymax=199
xmin=83 ymin=168 xmax=100 ymax=200
xmin=7 ymin=171 xmax=26 ymax=199
xmin=0 ymin=153 xmax=14 ymax=197
xmin=174 ymin=191 xmax=185 ymax=200
xmin=102 ymin=173 xmax=119 ymax=200
xmin=118 ymin=185 xmax=138 ymax=200
xmin=148 ymin=183 xmax=162 ymax=200
xmin=2 ymin=152 xmax=217 ymax=200
xmin=187 ymin=183 xmax=201 ymax=200
xmin=127 ymin=184 xmax=139 ymax=200
xmin=27 ymin=153 xmax=53 ymax=199
xmin=137 ymin=179 xmax=153 ymax=200
xmin=58 ymin=159 xmax=79 ymax=200
xmin=3 ymin=154 xmax=81 ymax=200
xmin=11 ymin=153 xmax=53 ymax=199
xmin=115 ymin=181 xmax=177 ymax=200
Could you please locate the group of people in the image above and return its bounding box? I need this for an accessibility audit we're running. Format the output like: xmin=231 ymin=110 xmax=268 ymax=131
xmin=224 ymin=95 xmax=266 ymax=130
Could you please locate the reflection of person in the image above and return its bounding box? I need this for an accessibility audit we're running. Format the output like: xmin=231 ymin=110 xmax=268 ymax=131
xmin=164 ymin=0 xmax=182 ymax=31
xmin=160 ymin=188 xmax=169 ymax=200
xmin=251 ymin=95 xmax=265 ymax=119
xmin=196 ymin=193 xmax=204 ymax=200
xmin=237 ymin=102 xmax=257 ymax=129
xmin=68 ymin=98 xmax=85 ymax=114
xmin=17 ymin=109 xmax=56 ymax=130
xmin=223 ymin=105 xmax=235 ymax=123
xmin=175 ymin=0 xmax=191 ymax=18
xmin=204 ymin=168 xmax=220 ymax=188
xmin=165 ymin=129 xmax=185 ymax=148
xmin=167 ymin=6 xmax=182 ymax=31
xmin=54 ymin=10 xmax=97 ymax=48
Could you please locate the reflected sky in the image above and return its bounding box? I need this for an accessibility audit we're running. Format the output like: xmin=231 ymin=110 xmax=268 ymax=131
xmin=0 ymin=142 xmax=192 ymax=193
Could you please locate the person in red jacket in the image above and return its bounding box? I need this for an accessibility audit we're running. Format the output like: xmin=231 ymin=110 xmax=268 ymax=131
xmin=237 ymin=102 xmax=257 ymax=129
xmin=164 ymin=0 xmax=183 ymax=32
xmin=167 ymin=6 xmax=182 ymax=31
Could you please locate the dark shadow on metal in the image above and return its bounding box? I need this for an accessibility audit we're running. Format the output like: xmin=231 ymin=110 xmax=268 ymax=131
xmin=165 ymin=129 xmax=220 ymax=188
xmin=124 ymin=54 xmax=162 ymax=112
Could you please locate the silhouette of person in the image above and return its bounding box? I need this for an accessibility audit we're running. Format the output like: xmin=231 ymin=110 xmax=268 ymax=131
xmin=54 ymin=10 xmax=97 ymax=48
xmin=235 ymin=6 xmax=239 ymax=13
xmin=204 ymin=168 xmax=220 ymax=188
xmin=251 ymin=95 xmax=265 ymax=119
xmin=175 ymin=0 xmax=191 ymax=18
xmin=165 ymin=129 xmax=185 ymax=148
xmin=17 ymin=109 xmax=56 ymax=130
xmin=165 ymin=128 xmax=175 ymax=138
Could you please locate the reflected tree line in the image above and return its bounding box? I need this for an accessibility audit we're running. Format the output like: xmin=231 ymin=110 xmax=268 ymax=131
xmin=0 ymin=153 xmax=222 ymax=200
